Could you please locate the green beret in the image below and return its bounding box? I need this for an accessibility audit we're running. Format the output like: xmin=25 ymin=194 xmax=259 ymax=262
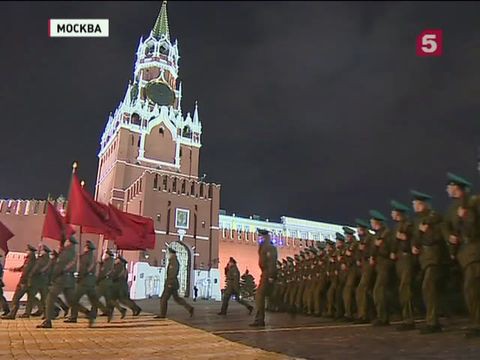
xmin=27 ymin=244 xmax=37 ymax=252
xmin=335 ymin=232 xmax=345 ymax=241
xmin=41 ymin=244 xmax=51 ymax=253
xmin=410 ymin=190 xmax=432 ymax=202
xmin=68 ymin=236 xmax=79 ymax=244
xmin=105 ymin=249 xmax=114 ymax=256
xmin=369 ymin=210 xmax=387 ymax=222
xmin=390 ymin=200 xmax=410 ymax=213
xmin=447 ymin=172 xmax=472 ymax=189
xmin=287 ymin=256 xmax=294 ymax=262
xmin=317 ymin=241 xmax=327 ymax=250
xmin=342 ymin=226 xmax=355 ymax=235
xmin=86 ymin=240 xmax=96 ymax=250
xmin=355 ymin=218 xmax=370 ymax=229
xmin=282 ymin=259 xmax=287 ymax=263
xmin=326 ymin=239 xmax=335 ymax=246
xmin=309 ymin=247 xmax=318 ymax=254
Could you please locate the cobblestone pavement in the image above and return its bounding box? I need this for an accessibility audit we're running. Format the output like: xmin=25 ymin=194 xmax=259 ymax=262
xmin=0 ymin=310 xmax=294 ymax=360
xmin=139 ymin=299 xmax=480 ymax=360
xmin=4 ymin=298 xmax=480 ymax=360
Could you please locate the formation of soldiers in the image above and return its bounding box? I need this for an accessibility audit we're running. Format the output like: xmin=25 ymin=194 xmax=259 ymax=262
xmin=267 ymin=173 xmax=480 ymax=338
xmin=1 ymin=234 xmax=142 ymax=328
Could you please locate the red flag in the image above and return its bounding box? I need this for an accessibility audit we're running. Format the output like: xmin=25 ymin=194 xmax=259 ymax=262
xmin=42 ymin=202 xmax=76 ymax=241
xmin=65 ymin=173 xmax=122 ymax=237
xmin=108 ymin=205 xmax=156 ymax=250
xmin=0 ymin=220 xmax=14 ymax=254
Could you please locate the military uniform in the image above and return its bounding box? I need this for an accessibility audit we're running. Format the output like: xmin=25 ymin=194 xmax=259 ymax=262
xmin=333 ymin=233 xmax=347 ymax=319
xmin=443 ymin=173 xmax=480 ymax=337
xmin=22 ymin=245 xmax=51 ymax=318
xmin=342 ymin=227 xmax=359 ymax=321
xmin=65 ymin=240 xmax=101 ymax=326
xmin=354 ymin=219 xmax=375 ymax=323
xmin=157 ymin=248 xmax=194 ymax=318
xmin=219 ymin=258 xmax=253 ymax=315
xmin=312 ymin=245 xmax=328 ymax=317
xmin=411 ymin=190 xmax=447 ymax=334
xmin=111 ymin=256 xmax=141 ymax=317
xmin=37 ymin=236 xmax=77 ymax=328
xmin=96 ymin=250 xmax=117 ymax=320
xmin=390 ymin=200 xmax=416 ymax=330
xmin=369 ymin=210 xmax=393 ymax=326
xmin=0 ymin=254 xmax=9 ymax=315
xmin=2 ymin=245 xmax=37 ymax=319
xmin=325 ymin=241 xmax=338 ymax=317
xmin=251 ymin=229 xmax=278 ymax=327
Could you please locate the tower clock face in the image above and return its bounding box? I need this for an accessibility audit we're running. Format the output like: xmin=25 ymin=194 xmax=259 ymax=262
xmin=145 ymin=81 xmax=175 ymax=106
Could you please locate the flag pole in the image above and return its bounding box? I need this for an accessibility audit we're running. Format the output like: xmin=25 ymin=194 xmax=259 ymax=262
xmin=64 ymin=161 xmax=78 ymax=248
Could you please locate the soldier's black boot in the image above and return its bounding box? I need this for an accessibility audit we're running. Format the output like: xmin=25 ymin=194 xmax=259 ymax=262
xmin=120 ymin=308 xmax=127 ymax=319
xmin=133 ymin=306 xmax=142 ymax=317
xmin=2 ymin=306 xmax=10 ymax=316
xmin=64 ymin=318 xmax=77 ymax=323
xmin=36 ymin=320 xmax=52 ymax=328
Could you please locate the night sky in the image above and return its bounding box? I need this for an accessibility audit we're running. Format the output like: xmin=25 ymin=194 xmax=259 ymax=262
xmin=1 ymin=1 xmax=480 ymax=226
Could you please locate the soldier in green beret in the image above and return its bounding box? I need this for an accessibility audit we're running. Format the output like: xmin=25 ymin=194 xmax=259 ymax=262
xmin=95 ymin=249 xmax=117 ymax=321
xmin=369 ymin=210 xmax=393 ymax=326
xmin=342 ymin=227 xmax=359 ymax=322
xmin=218 ymin=257 xmax=253 ymax=315
xmin=37 ymin=235 xmax=77 ymax=328
xmin=2 ymin=244 xmax=37 ymax=319
xmin=443 ymin=173 xmax=480 ymax=337
xmin=389 ymin=200 xmax=416 ymax=331
xmin=0 ymin=253 xmax=9 ymax=316
xmin=410 ymin=190 xmax=447 ymax=334
xmin=250 ymin=229 xmax=277 ymax=327
xmin=325 ymin=239 xmax=338 ymax=318
xmin=21 ymin=244 xmax=52 ymax=318
xmin=333 ymin=233 xmax=346 ymax=319
xmin=354 ymin=219 xmax=375 ymax=324
xmin=111 ymin=255 xmax=142 ymax=318
xmin=64 ymin=240 xmax=101 ymax=326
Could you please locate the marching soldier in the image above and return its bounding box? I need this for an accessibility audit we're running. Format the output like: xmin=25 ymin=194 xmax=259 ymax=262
xmin=443 ymin=173 xmax=480 ymax=337
xmin=0 ymin=253 xmax=9 ymax=316
xmin=111 ymin=255 xmax=142 ymax=317
xmin=342 ymin=227 xmax=359 ymax=322
xmin=325 ymin=239 xmax=338 ymax=318
xmin=2 ymin=244 xmax=37 ymax=320
xmin=411 ymin=190 xmax=447 ymax=334
xmin=155 ymin=247 xmax=194 ymax=319
xmin=21 ymin=244 xmax=51 ymax=318
xmin=389 ymin=200 xmax=416 ymax=331
xmin=305 ymin=247 xmax=318 ymax=315
xmin=37 ymin=235 xmax=78 ymax=328
xmin=283 ymin=256 xmax=296 ymax=313
xmin=218 ymin=257 xmax=253 ymax=315
xmin=312 ymin=243 xmax=328 ymax=317
xmin=354 ymin=219 xmax=375 ymax=324
xmin=333 ymin=233 xmax=346 ymax=319
xmin=369 ymin=210 xmax=393 ymax=326
xmin=64 ymin=240 xmax=100 ymax=326
xmin=96 ymin=249 xmax=116 ymax=320
xmin=250 ymin=229 xmax=278 ymax=327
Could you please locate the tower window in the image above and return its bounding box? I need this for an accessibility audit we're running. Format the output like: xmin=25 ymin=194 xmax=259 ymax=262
xmin=191 ymin=182 xmax=195 ymax=196
xmin=159 ymin=45 xmax=168 ymax=55
xmin=159 ymin=127 xmax=164 ymax=135
xmin=182 ymin=126 xmax=192 ymax=138
xmin=131 ymin=135 xmax=134 ymax=146
xmin=131 ymin=113 xmax=141 ymax=126
xmin=172 ymin=178 xmax=177 ymax=192
xmin=162 ymin=175 xmax=168 ymax=190
xmin=153 ymin=174 xmax=158 ymax=189
xmin=137 ymin=137 xmax=141 ymax=147
xmin=181 ymin=180 xmax=186 ymax=194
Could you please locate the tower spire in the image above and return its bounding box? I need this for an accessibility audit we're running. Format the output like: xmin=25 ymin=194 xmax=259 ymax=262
xmin=152 ymin=1 xmax=170 ymax=40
